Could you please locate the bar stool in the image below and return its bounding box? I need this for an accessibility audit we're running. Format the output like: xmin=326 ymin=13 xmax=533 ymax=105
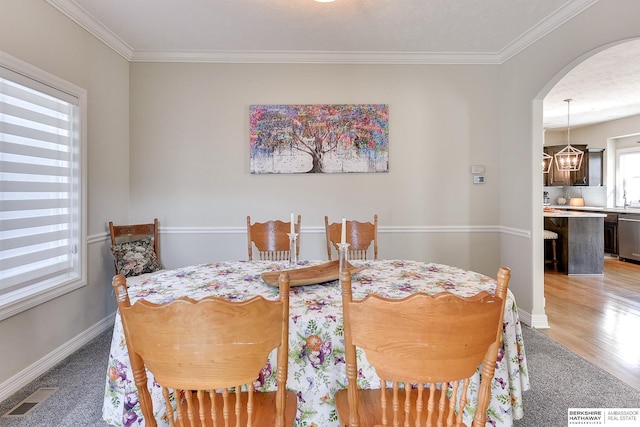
xmin=544 ymin=230 xmax=558 ymax=271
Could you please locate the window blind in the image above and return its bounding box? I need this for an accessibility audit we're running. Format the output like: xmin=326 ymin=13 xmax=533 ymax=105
xmin=0 ymin=75 xmax=79 ymax=295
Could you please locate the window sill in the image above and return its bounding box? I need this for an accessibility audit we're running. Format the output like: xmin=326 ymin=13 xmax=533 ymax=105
xmin=0 ymin=276 xmax=86 ymax=321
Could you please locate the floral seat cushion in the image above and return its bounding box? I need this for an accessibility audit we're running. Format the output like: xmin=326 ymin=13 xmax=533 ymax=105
xmin=110 ymin=237 xmax=163 ymax=277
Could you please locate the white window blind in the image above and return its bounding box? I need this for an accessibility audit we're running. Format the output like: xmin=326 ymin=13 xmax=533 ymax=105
xmin=0 ymin=54 xmax=86 ymax=319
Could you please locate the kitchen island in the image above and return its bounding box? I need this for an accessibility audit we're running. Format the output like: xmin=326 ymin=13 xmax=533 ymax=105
xmin=549 ymin=206 xmax=640 ymax=259
xmin=544 ymin=210 xmax=607 ymax=275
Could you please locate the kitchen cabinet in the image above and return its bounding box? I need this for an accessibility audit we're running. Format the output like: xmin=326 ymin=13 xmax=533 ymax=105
xmin=603 ymin=213 xmax=618 ymax=255
xmin=543 ymin=144 xmax=585 ymax=186
xmin=543 ymin=145 xmax=603 ymax=186
xmin=543 ymin=145 xmax=563 ymax=186
xmin=574 ymin=148 xmax=604 ymax=186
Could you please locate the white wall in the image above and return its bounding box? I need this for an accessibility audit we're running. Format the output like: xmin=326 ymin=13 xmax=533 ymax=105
xmin=0 ymin=0 xmax=129 ymax=398
xmin=129 ymin=62 xmax=503 ymax=270
xmin=546 ymin=114 xmax=640 ymax=149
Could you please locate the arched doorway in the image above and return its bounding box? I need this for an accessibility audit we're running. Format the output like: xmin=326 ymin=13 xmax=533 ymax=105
xmin=532 ymin=38 xmax=640 ymax=389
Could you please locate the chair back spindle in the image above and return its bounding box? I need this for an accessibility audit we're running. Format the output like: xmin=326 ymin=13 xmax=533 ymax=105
xmin=247 ymin=215 xmax=301 ymax=261
xmin=324 ymin=215 xmax=378 ymax=260
xmin=112 ymin=271 xmax=297 ymax=426
xmin=336 ymin=266 xmax=511 ymax=427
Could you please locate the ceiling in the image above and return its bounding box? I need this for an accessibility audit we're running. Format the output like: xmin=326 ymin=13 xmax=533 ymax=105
xmin=543 ymin=39 xmax=640 ymax=129
xmin=47 ymin=0 xmax=640 ymax=129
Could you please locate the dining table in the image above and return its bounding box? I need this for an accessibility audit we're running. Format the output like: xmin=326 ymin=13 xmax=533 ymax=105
xmin=102 ymin=259 xmax=530 ymax=427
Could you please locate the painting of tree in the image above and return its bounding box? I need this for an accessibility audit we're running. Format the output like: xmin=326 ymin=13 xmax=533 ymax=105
xmin=250 ymin=104 xmax=389 ymax=174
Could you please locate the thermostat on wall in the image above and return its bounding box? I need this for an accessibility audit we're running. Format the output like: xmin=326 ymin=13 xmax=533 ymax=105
xmin=473 ymin=175 xmax=485 ymax=184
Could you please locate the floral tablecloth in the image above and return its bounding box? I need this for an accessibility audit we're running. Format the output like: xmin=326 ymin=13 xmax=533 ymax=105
xmin=102 ymin=259 xmax=530 ymax=427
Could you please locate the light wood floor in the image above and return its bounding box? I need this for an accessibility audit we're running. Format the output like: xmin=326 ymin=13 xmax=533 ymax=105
xmin=541 ymin=257 xmax=640 ymax=391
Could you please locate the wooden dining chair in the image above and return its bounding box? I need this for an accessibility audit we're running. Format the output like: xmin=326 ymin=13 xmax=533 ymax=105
xmin=247 ymin=215 xmax=301 ymax=261
xmin=335 ymin=266 xmax=511 ymax=427
xmin=324 ymin=215 xmax=378 ymax=260
xmin=109 ymin=218 xmax=161 ymax=275
xmin=112 ymin=272 xmax=297 ymax=427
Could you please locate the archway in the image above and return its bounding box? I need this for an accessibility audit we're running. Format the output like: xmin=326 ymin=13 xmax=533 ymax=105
xmin=532 ymin=38 xmax=640 ymax=326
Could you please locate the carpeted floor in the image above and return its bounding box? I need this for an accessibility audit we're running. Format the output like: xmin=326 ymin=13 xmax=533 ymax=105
xmin=0 ymin=325 xmax=638 ymax=426
xmin=0 ymin=329 xmax=113 ymax=427
xmin=514 ymin=326 xmax=640 ymax=427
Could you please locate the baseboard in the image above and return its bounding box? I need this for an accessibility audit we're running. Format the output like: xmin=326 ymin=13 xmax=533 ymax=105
xmin=518 ymin=307 xmax=550 ymax=329
xmin=0 ymin=313 xmax=115 ymax=403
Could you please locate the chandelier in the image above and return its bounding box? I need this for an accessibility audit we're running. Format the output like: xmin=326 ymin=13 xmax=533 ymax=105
xmin=542 ymin=151 xmax=552 ymax=173
xmin=554 ymin=99 xmax=583 ymax=172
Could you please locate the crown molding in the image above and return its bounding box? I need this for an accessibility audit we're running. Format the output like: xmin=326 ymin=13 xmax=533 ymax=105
xmin=497 ymin=0 xmax=600 ymax=63
xmin=46 ymin=0 xmax=134 ymax=60
xmin=47 ymin=0 xmax=598 ymax=65
xmin=130 ymin=50 xmax=502 ymax=65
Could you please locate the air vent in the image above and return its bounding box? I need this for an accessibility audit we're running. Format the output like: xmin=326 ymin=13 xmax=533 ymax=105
xmin=2 ymin=387 xmax=58 ymax=418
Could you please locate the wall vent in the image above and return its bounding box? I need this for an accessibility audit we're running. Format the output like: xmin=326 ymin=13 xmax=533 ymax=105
xmin=2 ymin=387 xmax=58 ymax=418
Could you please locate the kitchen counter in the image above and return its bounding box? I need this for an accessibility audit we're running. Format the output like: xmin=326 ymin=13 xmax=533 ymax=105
xmin=548 ymin=205 xmax=640 ymax=214
xmin=543 ymin=209 xmax=607 ymax=218
xmin=544 ymin=210 xmax=604 ymax=275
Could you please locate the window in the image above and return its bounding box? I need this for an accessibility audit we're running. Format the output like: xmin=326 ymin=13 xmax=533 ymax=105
xmin=616 ymin=147 xmax=640 ymax=207
xmin=0 ymin=51 xmax=86 ymax=321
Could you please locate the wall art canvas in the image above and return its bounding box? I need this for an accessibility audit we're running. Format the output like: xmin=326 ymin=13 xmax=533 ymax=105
xmin=250 ymin=104 xmax=389 ymax=174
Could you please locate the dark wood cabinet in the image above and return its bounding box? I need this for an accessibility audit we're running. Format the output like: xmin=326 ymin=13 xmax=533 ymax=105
xmin=543 ymin=145 xmax=603 ymax=186
xmin=572 ymin=148 xmax=604 ymax=186
xmin=604 ymin=213 xmax=618 ymax=255
xmin=570 ymin=147 xmax=589 ymax=186
xmin=543 ymin=145 xmax=572 ymax=186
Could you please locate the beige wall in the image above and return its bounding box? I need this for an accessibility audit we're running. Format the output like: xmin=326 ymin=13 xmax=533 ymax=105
xmin=2 ymin=0 xmax=640 ymax=404
xmin=129 ymin=62 xmax=502 ymax=266
xmin=545 ymin=114 xmax=640 ymax=148
xmin=0 ymin=0 xmax=129 ymax=397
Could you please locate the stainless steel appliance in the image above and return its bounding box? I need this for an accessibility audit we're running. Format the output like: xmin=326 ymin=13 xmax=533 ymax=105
xmin=618 ymin=213 xmax=640 ymax=263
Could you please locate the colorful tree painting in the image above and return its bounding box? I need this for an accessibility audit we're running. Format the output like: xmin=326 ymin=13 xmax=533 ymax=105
xmin=250 ymin=104 xmax=389 ymax=174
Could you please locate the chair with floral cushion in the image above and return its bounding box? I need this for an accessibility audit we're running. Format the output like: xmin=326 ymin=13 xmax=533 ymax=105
xmin=109 ymin=218 xmax=163 ymax=277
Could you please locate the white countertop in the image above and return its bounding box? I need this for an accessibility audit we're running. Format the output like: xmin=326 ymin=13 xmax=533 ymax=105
xmin=548 ymin=206 xmax=640 ymax=215
xmin=543 ymin=209 xmax=607 ymax=218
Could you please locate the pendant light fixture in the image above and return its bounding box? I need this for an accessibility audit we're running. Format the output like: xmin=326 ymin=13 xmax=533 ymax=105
xmin=554 ymin=99 xmax=583 ymax=171
xmin=542 ymin=151 xmax=552 ymax=173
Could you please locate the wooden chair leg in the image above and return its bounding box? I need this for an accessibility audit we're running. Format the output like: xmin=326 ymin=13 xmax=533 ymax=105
xmin=544 ymin=236 xmax=559 ymax=272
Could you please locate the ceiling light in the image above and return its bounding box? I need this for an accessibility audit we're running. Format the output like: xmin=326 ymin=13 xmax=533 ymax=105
xmin=542 ymin=151 xmax=553 ymax=173
xmin=554 ymin=99 xmax=583 ymax=172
